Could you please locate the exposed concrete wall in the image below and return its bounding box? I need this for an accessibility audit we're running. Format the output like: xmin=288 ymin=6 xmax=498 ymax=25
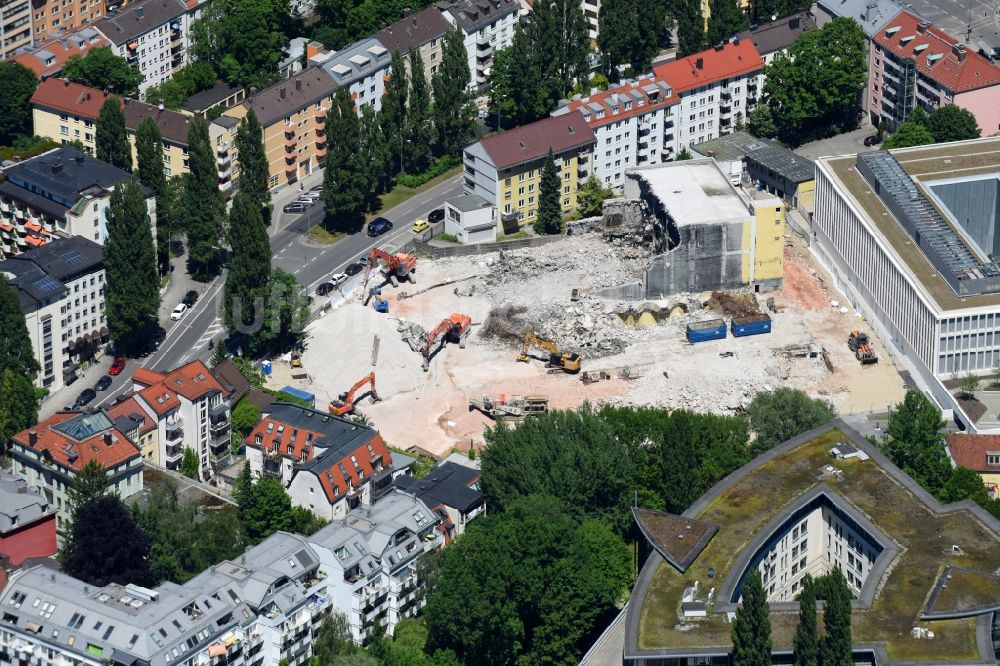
xmin=644 ymin=221 xmax=746 ymax=297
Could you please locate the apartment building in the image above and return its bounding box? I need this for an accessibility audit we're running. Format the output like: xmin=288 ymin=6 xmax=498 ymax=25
xmin=244 ymin=402 xmax=395 ymax=521
xmin=652 ymin=39 xmax=764 ymax=148
xmin=31 ymin=0 xmax=105 ymax=42
xmin=0 ymin=236 xmax=107 ymax=390
xmin=223 ymin=66 xmax=336 ymax=189
xmin=946 ymin=433 xmax=1000 ymax=499
xmin=0 ymin=147 xmax=156 ymax=257
xmin=869 ymin=11 xmax=1000 ymax=134
xmin=9 ymin=410 xmax=143 ymax=531
xmin=376 ymin=7 xmax=449 ymax=86
xmin=0 ymin=532 xmax=331 ymax=666
xmin=553 ymin=75 xmax=679 ymax=189
xmin=734 ymin=11 xmax=814 ymax=64
xmin=0 ymin=470 xmax=57 ymax=566
xmin=128 ymin=360 xmax=232 ymax=482
xmin=93 ymin=0 xmax=197 ymax=97
xmin=440 ymin=0 xmax=519 ymax=91
xmin=106 ymin=395 xmax=159 ymax=464
xmin=320 ymin=38 xmax=391 ymax=114
xmin=581 ymin=0 xmax=599 ymax=40
xmin=308 ymin=490 xmax=445 ymax=642
xmin=392 ymin=461 xmax=484 ymax=540
xmin=0 ymin=0 xmax=33 ymax=60
xmin=462 ymin=111 xmax=595 ymax=225
xmin=10 ymin=27 xmax=107 ymax=79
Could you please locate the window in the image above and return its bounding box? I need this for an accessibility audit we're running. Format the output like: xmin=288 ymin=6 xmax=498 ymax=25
xmin=988 ymin=454 xmax=1000 ymax=465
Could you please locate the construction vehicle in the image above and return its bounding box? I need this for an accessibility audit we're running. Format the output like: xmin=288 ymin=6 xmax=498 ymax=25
xmin=516 ymin=333 xmax=582 ymax=373
xmin=360 ymin=248 xmax=416 ymax=297
xmin=848 ymin=330 xmax=878 ymax=365
xmin=847 ymin=330 xmax=870 ymax=352
xmin=373 ymin=296 xmax=389 ymax=313
xmin=329 ymin=372 xmax=380 ymax=416
xmin=421 ymin=313 xmax=472 ymax=371
xmin=290 ymin=351 xmax=302 ymax=368
xmin=469 ymin=394 xmax=548 ymax=421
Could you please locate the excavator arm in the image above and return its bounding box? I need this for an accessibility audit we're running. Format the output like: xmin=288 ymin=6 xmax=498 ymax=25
xmin=329 ymin=372 xmax=381 ymax=416
xmin=516 ymin=333 xmax=581 ymax=373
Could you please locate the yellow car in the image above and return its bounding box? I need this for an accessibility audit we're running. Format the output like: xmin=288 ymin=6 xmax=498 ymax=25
xmin=412 ymin=218 xmax=430 ymax=233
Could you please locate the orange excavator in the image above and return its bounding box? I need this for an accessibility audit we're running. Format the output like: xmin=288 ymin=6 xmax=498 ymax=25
xmin=328 ymin=372 xmax=381 ymax=416
xmin=360 ymin=248 xmax=416 ymax=301
xmin=422 ymin=313 xmax=472 ymax=371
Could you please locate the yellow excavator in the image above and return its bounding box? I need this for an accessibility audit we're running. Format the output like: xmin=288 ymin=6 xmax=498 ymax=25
xmin=516 ymin=333 xmax=582 ymax=373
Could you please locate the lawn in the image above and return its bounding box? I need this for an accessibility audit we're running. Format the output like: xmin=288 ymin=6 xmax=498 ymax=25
xmin=637 ymin=427 xmax=1000 ymax=662
xmin=365 ymin=165 xmax=462 ymax=221
xmin=308 ymin=226 xmax=345 ymax=245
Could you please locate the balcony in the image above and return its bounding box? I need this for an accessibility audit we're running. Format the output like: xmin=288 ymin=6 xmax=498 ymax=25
xmin=720 ymin=104 xmax=731 ymax=115
xmin=476 ymin=42 xmax=493 ymax=56
xmin=721 ymin=92 xmax=731 ymax=101
xmin=315 ymin=108 xmax=326 ymax=123
xmin=165 ymin=426 xmax=183 ymax=443
xmin=284 ymin=134 xmax=296 ymax=147
xmin=165 ymin=443 xmax=184 ymax=461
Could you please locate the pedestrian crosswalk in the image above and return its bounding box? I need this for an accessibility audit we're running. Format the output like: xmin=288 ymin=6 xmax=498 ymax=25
xmin=192 ymin=318 xmax=224 ymax=352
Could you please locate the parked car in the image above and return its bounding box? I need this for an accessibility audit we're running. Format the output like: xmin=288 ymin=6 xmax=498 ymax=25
xmin=302 ymin=191 xmax=321 ymax=201
xmin=296 ymin=196 xmax=315 ymax=207
xmin=330 ymin=273 xmax=348 ymax=287
xmin=863 ymin=135 xmax=880 ymax=147
xmin=428 ymin=208 xmax=444 ymax=223
xmin=283 ymin=202 xmax=306 ymax=214
xmin=171 ymin=303 xmax=189 ymax=320
xmin=367 ymin=217 xmax=393 ymax=237
xmin=64 ymin=369 xmax=79 ymax=386
xmin=109 ymin=356 xmax=126 ymax=375
xmin=182 ymin=290 xmax=198 ymax=307
xmin=316 ymin=282 xmax=334 ymax=296
xmin=95 ymin=375 xmax=112 ymax=391
xmin=358 ymin=255 xmax=369 ymax=265
xmin=412 ymin=219 xmax=430 ymax=233
xmin=75 ymin=388 xmax=96 ymax=407
xmin=345 ymin=262 xmax=365 ymax=276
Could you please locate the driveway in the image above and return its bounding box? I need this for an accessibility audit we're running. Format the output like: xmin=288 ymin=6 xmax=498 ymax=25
xmin=793 ymin=127 xmax=880 ymax=161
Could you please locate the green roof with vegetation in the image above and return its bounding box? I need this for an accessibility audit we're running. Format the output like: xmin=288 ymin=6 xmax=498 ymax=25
xmin=636 ymin=427 xmax=1000 ymax=662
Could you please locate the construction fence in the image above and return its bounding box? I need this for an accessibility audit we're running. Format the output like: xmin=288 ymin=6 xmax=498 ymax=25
xmin=413 ymin=234 xmax=563 ymax=259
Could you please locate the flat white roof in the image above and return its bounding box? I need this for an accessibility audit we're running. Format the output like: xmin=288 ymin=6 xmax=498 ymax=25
xmin=627 ymin=159 xmax=750 ymax=227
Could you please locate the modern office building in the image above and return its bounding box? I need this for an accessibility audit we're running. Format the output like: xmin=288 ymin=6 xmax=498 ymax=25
xmin=0 ymin=236 xmax=107 ymax=390
xmin=462 ymin=110 xmax=595 ymax=225
xmin=604 ymin=420 xmax=1000 ymax=665
xmin=869 ymin=11 xmax=1000 ymax=134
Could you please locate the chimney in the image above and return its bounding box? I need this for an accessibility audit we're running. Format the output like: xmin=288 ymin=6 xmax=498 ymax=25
xmin=954 ymin=44 xmax=967 ymax=62
xmin=916 ymin=20 xmax=929 ymax=34
xmin=865 ymin=1 xmax=876 ymax=22
xmin=280 ymin=86 xmax=286 ymax=99
xmin=295 ymin=78 xmax=302 ymax=91
xmin=695 ymin=57 xmax=704 ymax=69
xmin=51 ymin=162 xmax=63 ymax=174
xmin=403 ymin=7 xmax=412 ymax=16
xmin=17 ymin=484 xmax=26 ymax=494
xmin=28 ymin=430 xmax=37 ymax=445
xmin=103 ymin=432 xmax=112 ymax=446
xmin=788 ymin=16 xmax=799 ymax=30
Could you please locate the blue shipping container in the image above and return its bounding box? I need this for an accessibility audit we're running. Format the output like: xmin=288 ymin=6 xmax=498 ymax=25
xmin=279 ymin=385 xmax=315 ymax=407
xmin=687 ymin=319 xmax=727 ymax=343
xmin=731 ymin=314 xmax=772 ymax=337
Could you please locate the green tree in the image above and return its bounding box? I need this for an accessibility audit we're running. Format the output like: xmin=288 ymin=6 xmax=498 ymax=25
xmin=230 ymin=397 xmax=262 ymax=438
xmin=312 ymin=613 xmax=359 ymax=662
xmin=96 ymin=96 xmax=132 ymax=171
xmin=0 ymin=370 xmax=39 ymax=457
xmin=925 ymin=104 xmax=980 ymax=143
xmin=746 ymin=388 xmax=836 ymax=455
xmin=534 ymin=149 xmax=562 ymax=235
xmin=676 ymin=147 xmax=694 ymax=160
xmin=526 ymin=0 xmax=591 ymax=103
xmin=670 ymin=0 xmax=706 ymax=56
xmin=707 ymin=0 xmax=749 ymax=47
xmin=881 ymin=120 xmax=936 ymax=149
xmin=66 ymin=459 xmax=111 ymax=515
xmin=793 ymin=574 xmax=819 ymax=666
xmin=233 ymin=463 xmax=254 ymax=509
xmin=577 ymin=176 xmax=615 ymax=217
xmin=381 ymin=50 xmax=408 ymax=175
xmin=322 ymin=88 xmax=367 ymax=233
xmin=235 ymin=109 xmax=270 ymax=213
xmin=135 ymin=118 xmax=170 ymax=272
xmin=247 ymin=268 xmax=309 ymax=356
xmin=992 ymin=359 xmax=1000 ymax=389
xmin=358 ymin=106 xmax=389 ymax=212
xmin=0 ymin=62 xmax=38 ymax=145
xmin=820 ymin=568 xmax=853 ymax=666
xmin=62 ymin=495 xmax=152 ymax=586
xmin=242 ymin=475 xmax=293 ymax=542
xmin=61 ymin=48 xmax=143 ymax=96
xmin=748 ymin=103 xmax=778 ymax=138
xmin=180 ymin=448 xmax=200 ymax=478
xmin=224 ymin=192 xmax=272 ymax=337
xmin=486 ymin=38 xmax=549 ymax=129
xmin=405 ymin=46 xmax=434 ymax=173
xmin=941 ymin=466 xmax=992 ymax=505
xmin=960 ymin=373 xmax=979 ymax=400
xmin=191 ymin=0 xmax=292 ymax=88
xmin=731 ymin=569 xmax=771 ymax=666
xmin=144 ymin=62 xmax=217 ymax=110
xmin=424 ymin=495 xmax=630 ymax=666
xmin=184 ymin=117 xmax=226 ymax=278
xmin=598 ymin=0 xmax=642 ymax=77
xmin=105 ymin=178 xmax=160 ymax=356
xmin=0 ymin=272 xmax=40 ymax=379
xmin=880 ymin=390 xmax=951 ymax=496
xmin=759 ymin=17 xmax=866 ymax=145
xmin=432 ymin=25 xmax=475 ymax=157
xmin=481 ymin=407 xmax=635 ymax=534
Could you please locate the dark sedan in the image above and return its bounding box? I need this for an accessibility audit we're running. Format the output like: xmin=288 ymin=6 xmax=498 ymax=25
xmin=345 ymin=262 xmax=365 ymax=276
xmin=75 ymin=388 xmax=97 ymax=407
xmin=95 ymin=375 xmax=112 ymax=391
xmin=428 ymin=208 xmax=444 ymax=223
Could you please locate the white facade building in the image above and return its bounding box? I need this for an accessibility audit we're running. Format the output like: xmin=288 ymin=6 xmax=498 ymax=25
xmin=320 ymin=38 xmax=391 ymax=114
xmin=442 ymin=0 xmax=519 ymax=91
xmin=443 ymin=193 xmax=497 ymax=243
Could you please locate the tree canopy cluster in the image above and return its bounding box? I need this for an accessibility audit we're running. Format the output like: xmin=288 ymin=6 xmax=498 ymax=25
xmin=312 ymin=614 xmax=459 ymax=666
xmin=62 ymin=47 xmax=144 ymax=97
xmin=746 ymin=387 xmax=835 ymax=455
xmin=144 ymin=62 xmax=218 ymax=111
xmin=881 ymin=105 xmax=981 ymax=149
xmin=597 ymin=0 xmax=670 ymax=78
xmin=0 ymin=62 xmax=38 ymax=146
xmin=314 ymin=0 xmax=436 ymax=51
xmin=0 ymin=272 xmax=40 ymax=454
xmin=751 ymin=18 xmax=867 ymax=145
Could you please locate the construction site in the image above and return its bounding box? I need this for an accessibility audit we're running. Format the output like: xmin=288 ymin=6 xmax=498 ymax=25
xmin=256 ymin=219 xmax=907 ymax=459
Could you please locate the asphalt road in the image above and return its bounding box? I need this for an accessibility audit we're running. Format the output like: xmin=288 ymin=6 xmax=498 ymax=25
xmin=904 ymin=0 xmax=1000 ymax=51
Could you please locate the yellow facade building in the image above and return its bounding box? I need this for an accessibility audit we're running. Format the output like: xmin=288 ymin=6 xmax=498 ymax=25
xmin=948 ymin=434 xmax=1000 ymax=499
xmin=462 ymin=111 xmax=596 ymax=227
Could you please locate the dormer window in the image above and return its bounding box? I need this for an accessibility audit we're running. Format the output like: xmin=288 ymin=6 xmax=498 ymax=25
xmin=988 ymin=452 xmax=1000 ymax=465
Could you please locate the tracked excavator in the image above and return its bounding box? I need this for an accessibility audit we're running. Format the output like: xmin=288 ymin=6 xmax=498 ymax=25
xmin=360 ymin=248 xmax=416 ymax=303
xmin=516 ymin=333 xmax=582 ymax=373
xmin=328 ymin=372 xmax=381 ymax=416
xmin=421 ymin=313 xmax=472 ymax=371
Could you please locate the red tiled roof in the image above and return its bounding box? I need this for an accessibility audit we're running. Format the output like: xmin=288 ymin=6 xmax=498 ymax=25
xmin=12 ymin=32 xmax=109 ymax=79
xmin=947 ymin=433 xmax=1000 ymax=472
xmin=874 ymin=11 xmax=1000 ymax=93
xmin=106 ymin=396 xmax=156 ymax=435
xmin=138 ymin=383 xmax=180 ymax=416
xmin=653 ymin=40 xmax=764 ymax=95
xmin=245 ymin=420 xmax=327 ymax=463
xmin=12 ymin=413 xmax=139 ymax=473
xmin=131 ymin=368 xmax=166 ymax=387
xmin=477 ymin=111 xmax=596 ymax=170
xmin=314 ymin=435 xmax=390 ymax=503
xmin=29 ymin=78 xmax=114 ymax=119
xmin=561 ymin=77 xmax=679 ymax=129
xmin=132 ymin=360 xmax=227 ymax=416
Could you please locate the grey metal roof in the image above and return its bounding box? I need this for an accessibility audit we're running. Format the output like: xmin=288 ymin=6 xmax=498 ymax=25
xmin=692 ymin=131 xmax=815 ymax=183
xmin=243 ymin=66 xmax=337 ymax=128
xmin=180 ymin=81 xmax=245 ymax=114
xmin=320 ymin=38 xmax=391 ymax=88
xmin=815 ymin=0 xmax=909 ymax=37
xmin=262 ymin=403 xmax=381 ymax=471
xmin=0 ymin=236 xmax=102 ymax=309
xmin=446 ymin=193 xmax=492 ymax=212
xmin=0 ymin=470 xmax=53 ymax=533
xmin=392 ymin=461 xmax=482 ymax=512
xmin=442 ymin=0 xmax=519 ymax=32
xmin=94 ymin=0 xmax=187 ymax=46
